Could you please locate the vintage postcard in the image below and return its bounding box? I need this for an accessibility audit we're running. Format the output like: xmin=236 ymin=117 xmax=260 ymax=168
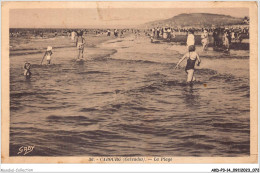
xmin=1 ymin=1 xmax=258 ymax=164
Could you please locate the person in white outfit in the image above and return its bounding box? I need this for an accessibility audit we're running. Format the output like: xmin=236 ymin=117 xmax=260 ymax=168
xmin=186 ymin=30 xmax=195 ymax=49
xmin=41 ymin=46 xmax=53 ymax=65
xmin=201 ymin=29 xmax=209 ymax=51
xmin=71 ymin=31 xmax=76 ymax=41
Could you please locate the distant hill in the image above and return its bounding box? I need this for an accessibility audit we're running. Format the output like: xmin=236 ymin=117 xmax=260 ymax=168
xmin=142 ymin=13 xmax=244 ymax=28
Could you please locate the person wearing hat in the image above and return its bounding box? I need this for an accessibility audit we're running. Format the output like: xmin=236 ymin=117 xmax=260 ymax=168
xmin=201 ymin=29 xmax=209 ymax=51
xmin=41 ymin=46 xmax=53 ymax=65
xmin=174 ymin=45 xmax=201 ymax=84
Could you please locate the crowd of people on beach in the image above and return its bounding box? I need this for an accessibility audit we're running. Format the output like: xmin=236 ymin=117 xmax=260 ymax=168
xmin=10 ymin=28 xmax=145 ymax=40
xmin=149 ymin=26 xmax=176 ymax=42
xmin=148 ymin=25 xmax=249 ymax=50
xmin=65 ymin=29 xmax=129 ymax=38
xmin=147 ymin=26 xmax=249 ymax=38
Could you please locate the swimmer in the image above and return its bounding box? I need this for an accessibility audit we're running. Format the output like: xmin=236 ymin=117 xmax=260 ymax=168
xmin=24 ymin=62 xmax=32 ymax=78
xmin=41 ymin=46 xmax=53 ymax=65
xmin=174 ymin=45 xmax=201 ymax=84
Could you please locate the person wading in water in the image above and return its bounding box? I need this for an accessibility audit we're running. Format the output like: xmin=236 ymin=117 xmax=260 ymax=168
xmin=75 ymin=31 xmax=86 ymax=60
xmin=174 ymin=45 xmax=201 ymax=85
xmin=41 ymin=46 xmax=53 ymax=65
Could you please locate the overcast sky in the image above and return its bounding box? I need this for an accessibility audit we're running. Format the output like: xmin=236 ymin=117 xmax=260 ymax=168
xmin=10 ymin=8 xmax=249 ymax=28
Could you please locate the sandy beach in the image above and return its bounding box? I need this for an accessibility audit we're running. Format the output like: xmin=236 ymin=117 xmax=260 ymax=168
xmin=100 ymin=34 xmax=249 ymax=79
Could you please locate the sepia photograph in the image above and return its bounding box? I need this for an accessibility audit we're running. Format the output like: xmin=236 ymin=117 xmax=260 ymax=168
xmin=1 ymin=1 xmax=258 ymax=164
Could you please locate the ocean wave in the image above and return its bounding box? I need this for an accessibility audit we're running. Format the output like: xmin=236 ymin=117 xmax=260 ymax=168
xmin=46 ymin=115 xmax=96 ymax=122
xmin=79 ymin=107 xmax=99 ymax=112
xmin=10 ymin=91 xmax=57 ymax=98
xmin=76 ymin=71 xmax=110 ymax=75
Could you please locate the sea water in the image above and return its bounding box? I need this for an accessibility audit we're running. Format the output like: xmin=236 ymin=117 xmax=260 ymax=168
xmin=9 ymin=35 xmax=249 ymax=156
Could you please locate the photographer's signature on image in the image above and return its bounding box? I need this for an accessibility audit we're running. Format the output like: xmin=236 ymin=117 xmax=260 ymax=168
xmin=17 ymin=145 xmax=35 ymax=155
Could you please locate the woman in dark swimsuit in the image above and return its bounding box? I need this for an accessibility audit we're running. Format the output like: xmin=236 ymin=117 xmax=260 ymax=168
xmin=175 ymin=45 xmax=201 ymax=83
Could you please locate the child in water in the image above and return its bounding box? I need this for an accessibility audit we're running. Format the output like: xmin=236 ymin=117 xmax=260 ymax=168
xmin=174 ymin=45 xmax=201 ymax=84
xmin=24 ymin=62 xmax=32 ymax=78
xmin=41 ymin=46 xmax=53 ymax=65
xmin=75 ymin=31 xmax=85 ymax=60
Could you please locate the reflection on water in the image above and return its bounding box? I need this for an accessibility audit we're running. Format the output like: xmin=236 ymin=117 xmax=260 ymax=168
xmin=183 ymin=86 xmax=200 ymax=109
xmin=9 ymin=36 xmax=250 ymax=157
